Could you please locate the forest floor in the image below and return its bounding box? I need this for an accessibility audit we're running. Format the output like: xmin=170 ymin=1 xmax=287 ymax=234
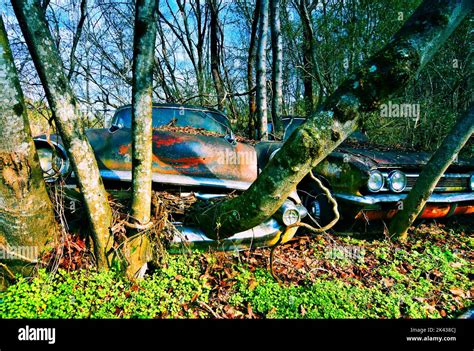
xmin=0 ymin=215 xmax=472 ymax=319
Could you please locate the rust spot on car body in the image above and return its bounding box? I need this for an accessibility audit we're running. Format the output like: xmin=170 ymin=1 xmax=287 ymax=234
xmin=82 ymin=126 xmax=257 ymax=185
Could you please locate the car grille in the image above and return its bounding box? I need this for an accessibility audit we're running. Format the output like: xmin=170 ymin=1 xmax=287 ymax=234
xmin=406 ymin=174 xmax=471 ymax=191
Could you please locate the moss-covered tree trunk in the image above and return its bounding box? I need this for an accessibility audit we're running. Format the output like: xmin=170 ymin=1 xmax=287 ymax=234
xmin=128 ymin=0 xmax=158 ymax=277
xmin=12 ymin=0 xmax=113 ymax=270
xmin=389 ymin=105 xmax=474 ymax=241
xmin=189 ymin=0 xmax=472 ymax=239
xmin=0 ymin=17 xmax=58 ymax=287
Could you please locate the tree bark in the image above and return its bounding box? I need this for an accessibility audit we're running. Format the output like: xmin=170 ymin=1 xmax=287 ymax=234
xmin=247 ymin=0 xmax=261 ymax=139
xmin=389 ymin=105 xmax=474 ymax=240
xmin=67 ymin=0 xmax=87 ymax=81
xmin=0 ymin=17 xmax=58 ymax=286
xmin=189 ymin=0 xmax=472 ymax=239
xmin=270 ymin=0 xmax=283 ymax=134
xmin=209 ymin=0 xmax=226 ymax=110
xmin=256 ymin=0 xmax=269 ymax=140
xmin=131 ymin=0 xmax=158 ymax=226
xmin=12 ymin=0 xmax=113 ymax=270
xmin=299 ymin=0 xmax=314 ymax=115
xmin=127 ymin=0 xmax=158 ymax=278
xmin=298 ymin=0 xmax=327 ymax=114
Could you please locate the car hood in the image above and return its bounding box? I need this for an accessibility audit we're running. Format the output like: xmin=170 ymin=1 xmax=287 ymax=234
xmin=336 ymin=146 xmax=474 ymax=171
xmin=34 ymin=128 xmax=259 ymax=190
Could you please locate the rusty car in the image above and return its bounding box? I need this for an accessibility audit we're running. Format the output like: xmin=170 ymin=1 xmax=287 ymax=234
xmin=33 ymin=105 xmax=474 ymax=251
xmin=270 ymin=116 xmax=474 ymax=230
xmin=33 ymin=104 xmax=306 ymax=252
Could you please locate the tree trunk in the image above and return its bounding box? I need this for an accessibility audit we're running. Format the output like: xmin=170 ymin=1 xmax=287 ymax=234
xmin=389 ymin=105 xmax=474 ymax=241
xmin=0 ymin=17 xmax=58 ymax=287
xmin=12 ymin=0 xmax=113 ymax=270
xmin=209 ymin=0 xmax=226 ymax=110
xmin=256 ymin=0 xmax=269 ymax=140
xmin=131 ymin=0 xmax=158 ymax=225
xmin=299 ymin=0 xmax=325 ymax=109
xmin=127 ymin=0 xmax=158 ymax=278
xmin=188 ymin=0 xmax=472 ymax=239
xmin=270 ymin=0 xmax=283 ymax=135
xmin=247 ymin=0 xmax=261 ymax=139
xmin=67 ymin=0 xmax=87 ymax=81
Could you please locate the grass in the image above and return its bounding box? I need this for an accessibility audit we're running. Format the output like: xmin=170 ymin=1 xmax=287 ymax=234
xmin=0 ymin=218 xmax=472 ymax=319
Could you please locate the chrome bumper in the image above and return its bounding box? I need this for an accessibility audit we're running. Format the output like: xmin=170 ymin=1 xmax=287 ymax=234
xmin=167 ymin=193 xmax=306 ymax=252
xmin=336 ymin=192 xmax=474 ymax=205
xmin=169 ymin=218 xmax=285 ymax=253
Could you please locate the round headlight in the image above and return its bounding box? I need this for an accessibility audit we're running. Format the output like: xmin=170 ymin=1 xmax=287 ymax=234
xmin=37 ymin=147 xmax=63 ymax=179
xmin=470 ymin=175 xmax=474 ymax=191
xmin=367 ymin=170 xmax=384 ymax=192
xmin=282 ymin=208 xmax=300 ymax=226
xmin=388 ymin=170 xmax=407 ymax=193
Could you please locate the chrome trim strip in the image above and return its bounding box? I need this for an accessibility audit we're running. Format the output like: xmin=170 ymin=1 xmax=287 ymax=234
xmin=405 ymin=173 xmax=472 ymax=178
xmin=169 ymin=218 xmax=283 ymax=252
xmin=98 ymin=169 xmax=253 ymax=190
xmin=336 ymin=192 xmax=474 ymax=205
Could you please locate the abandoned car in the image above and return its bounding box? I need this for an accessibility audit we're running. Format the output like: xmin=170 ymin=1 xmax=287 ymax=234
xmin=273 ymin=116 xmax=474 ymax=229
xmin=33 ymin=105 xmax=474 ymax=251
xmin=34 ymin=104 xmax=305 ymax=251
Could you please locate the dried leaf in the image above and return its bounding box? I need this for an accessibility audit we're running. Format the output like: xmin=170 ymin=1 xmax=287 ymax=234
xmin=449 ymin=288 xmax=465 ymax=297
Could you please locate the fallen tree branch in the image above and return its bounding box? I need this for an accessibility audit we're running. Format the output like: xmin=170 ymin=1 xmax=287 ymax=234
xmin=0 ymin=262 xmax=16 ymax=281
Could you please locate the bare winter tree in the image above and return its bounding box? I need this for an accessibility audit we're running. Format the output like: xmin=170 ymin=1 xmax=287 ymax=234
xmin=189 ymin=0 xmax=472 ymax=239
xmin=209 ymin=0 xmax=226 ymax=110
xmin=389 ymin=105 xmax=474 ymax=240
xmin=67 ymin=0 xmax=87 ymax=81
xmin=0 ymin=17 xmax=58 ymax=286
xmin=270 ymin=0 xmax=283 ymax=134
xmin=247 ymin=0 xmax=261 ymax=138
xmin=158 ymin=0 xmax=209 ymax=103
xmin=11 ymin=0 xmax=114 ymax=270
xmin=296 ymin=0 xmax=324 ymax=114
xmin=256 ymin=0 xmax=269 ymax=140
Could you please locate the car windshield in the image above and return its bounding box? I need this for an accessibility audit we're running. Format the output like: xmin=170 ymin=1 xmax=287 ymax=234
xmin=112 ymin=106 xmax=231 ymax=134
xmin=283 ymin=118 xmax=305 ymax=139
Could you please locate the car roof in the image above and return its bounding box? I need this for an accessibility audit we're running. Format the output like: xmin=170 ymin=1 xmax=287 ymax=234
xmin=115 ymin=103 xmax=228 ymax=119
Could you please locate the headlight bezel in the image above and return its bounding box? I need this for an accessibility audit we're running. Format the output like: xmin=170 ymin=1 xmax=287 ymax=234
xmin=37 ymin=146 xmax=68 ymax=181
xmin=277 ymin=200 xmax=302 ymax=226
xmin=367 ymin=170 xmax=384 ymax=192
xmin=282 ymin=208 xmax=301 ymax=226
xmin=470 ymin=174 xmax=474 ymax=191
xmin=387 ymin=170 xmax=407 ymax=193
